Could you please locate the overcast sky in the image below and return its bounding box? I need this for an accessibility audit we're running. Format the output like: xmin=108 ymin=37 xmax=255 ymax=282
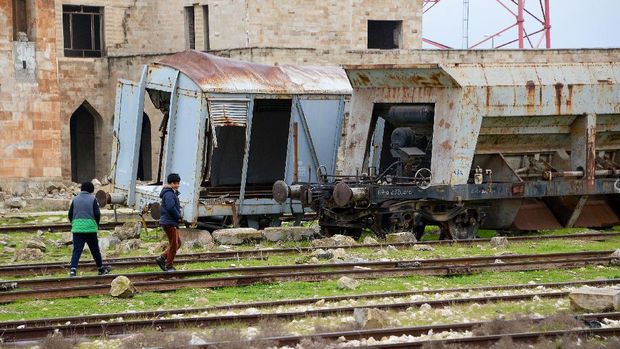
xmin=422 ymin=0 xmax=620 ymax=49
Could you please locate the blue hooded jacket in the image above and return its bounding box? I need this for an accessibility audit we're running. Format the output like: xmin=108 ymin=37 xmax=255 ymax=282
xmin=159 ymin=186 xmax=181 ymax=226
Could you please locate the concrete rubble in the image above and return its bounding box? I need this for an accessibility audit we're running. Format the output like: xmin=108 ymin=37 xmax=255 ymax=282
xmin=112 ymin=222 xmax=142 ymax=241
xmin=261 ymin=226 xmax=317 ymax=242
xmin=386 ymin=232 xmax=417 ymax=244
xmin=212 ymin=228 xmax=262 ymax=245
xmin=569 ymin=286 xmax=620 ymax=312
xmin=179 ymin=228 xmax=213 ymax=248
xmin=13 ymin=247 xmax=45 ymax=261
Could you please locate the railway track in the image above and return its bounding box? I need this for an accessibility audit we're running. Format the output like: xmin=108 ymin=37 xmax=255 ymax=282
xmin=1 ymin=279 xmax=618 ymax=342
xmin=2 ymin=231 xmax=619 ymax=277
xmin=0 ymin=250 xmax=617 ymax=302
xmin=200 ymin=314 xmax=620 ymax=349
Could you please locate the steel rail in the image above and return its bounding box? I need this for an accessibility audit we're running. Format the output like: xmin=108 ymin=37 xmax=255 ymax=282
xmin=3 ymin=250 xmax=615 ymax=290
xmin=0 ymin=221 xmax=159 ymax=233
xmin=1 ymin=278 xmax=617 ymax=332
xmin=356 ymin=326 xmax=620 ymax=348
xmin=193 ymin=313 xmax=620 ymax=349
xmin=0 ymin=289 xmax=595 ymax=342
xmin=0 ymin=252 xmax=616 ymax=303
xmin=1 ymin=232 xmax=618 ymax=277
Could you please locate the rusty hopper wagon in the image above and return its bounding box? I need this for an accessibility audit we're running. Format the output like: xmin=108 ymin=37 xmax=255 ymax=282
xmin=99 ymin=51 xmax=351 ymax=228
xmin=273 ymin=62 xmax=620 ymax=239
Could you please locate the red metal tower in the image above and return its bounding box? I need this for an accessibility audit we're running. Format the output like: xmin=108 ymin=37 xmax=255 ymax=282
xmin=423 ymin=0 xmax=551 ymax=49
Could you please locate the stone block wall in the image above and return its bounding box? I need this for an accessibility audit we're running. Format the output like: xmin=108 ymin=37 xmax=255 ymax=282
xmin=0 ymin=0 xmax=62 ymax=188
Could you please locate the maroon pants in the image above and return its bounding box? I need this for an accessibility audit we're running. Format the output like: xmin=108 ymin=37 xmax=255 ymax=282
xmin=162 ymin=225 xmax=181 ymax=268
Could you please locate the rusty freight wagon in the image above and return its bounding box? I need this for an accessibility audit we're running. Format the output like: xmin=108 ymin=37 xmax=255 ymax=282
xmin=99 ymin=51 xmax=351 ymax=228
xmin=273 ymin=62 xmax=620 ymax=239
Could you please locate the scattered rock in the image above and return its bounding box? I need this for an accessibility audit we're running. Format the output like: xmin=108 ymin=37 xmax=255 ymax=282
xmin=6 ymin=197 xmax=26 ymax=209
xmin=569 ymin=286 xmax=620 ymax=312
xmin=148 ymin=241 xmax=169 ymax=254
xmin=13 ymin=248 xmax=44 ymax=261
xmin=331 ymin=248 xmax=350 ymax=260
xmin=611 ymin=250 xmax=620 ymax=266
xmin=60 ymin=232 xmax=73 ymax=246
xmin=386 ymin=232 xmax=417 ymax=244
xmin=36 ymin=229 xmax=45 ymax=237
xmin=110 ymin=276 xmax=137 ymax=298
xmin=3 ymin=246 xmax=15 ymax=254
xmin=212 ymin=228 xmax=261 ymax=245
xmin=189 ymin=334 xmax=207 ymax=345
xmin=112 ymin=222 xmax=142 ymax=241
xmin=311 ymin=237 xmax=337 ymax=248
xmin=413 ymin=244 xmax=435 ymax=251
xmin=262 ymin=226 xmax=317 ymax=242
xmin=25 ymin=239 xmax=46 ymax=252
xmin=332 ymin=234 xmax=357 ymax=246
xmin=337 ymin=276 xmax=359 ymax=290
xmin=311 ymin=248 xmax=334 ymax=260
xmin=0 ymin=282 xmax=17 ymax=291
xmin=490 ymin=236 xmax=509 ymax=248
xmin=179 ymin=228 xmax=213 ymax=248
xmin=386 ymin=245 xmax=398 ymax=252
xmin=98 ymin=237 xmax=111 ymax=251
xmin=91 ymin=179 xmax=102 ymax=188
xmin=362 ymin=236 xmax=379 ymax=245
xmin=353 ymin=308 xmax=391 ymax=329
xmin=37 ymin=198 xmax=70 ymax=211
xmin=46 ymin=184 xmax=60 ymax=194
xmin=419 ymin=303 xmax=432 ymax=312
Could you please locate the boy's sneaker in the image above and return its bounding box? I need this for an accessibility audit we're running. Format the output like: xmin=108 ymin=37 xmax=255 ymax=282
xmin=69 ymin=268 xmax=77 ymax=278
xmin=98 ymin=265 xmax=112 ymax=275
xmin=155 ymin=255 xmax=166 ymax=271
xmin=165 ymin=267 xmax=176 ymax=272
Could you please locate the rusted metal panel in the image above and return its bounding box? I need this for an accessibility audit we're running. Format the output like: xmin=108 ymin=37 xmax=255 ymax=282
xmin=208 ymin=100 xmax=248 ymax=127
xmin=346 ymin=66 xmax=459 ymax=88
xmin=158 ymin=50 xmax=351 ymax=95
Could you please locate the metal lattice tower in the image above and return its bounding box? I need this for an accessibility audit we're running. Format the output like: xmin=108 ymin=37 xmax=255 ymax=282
xmin=423 ymin=0 xmax=551 ymax=49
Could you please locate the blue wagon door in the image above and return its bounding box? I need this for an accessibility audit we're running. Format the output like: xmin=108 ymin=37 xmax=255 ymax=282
xmin=111 ymin=70 xmax=146 ymax=205
xmin=286 ymin=96 xmax=345 ymax=184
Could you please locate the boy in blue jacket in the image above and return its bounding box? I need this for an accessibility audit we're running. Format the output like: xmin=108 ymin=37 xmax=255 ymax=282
xmin=155 ymin=173 xmax=182 ymax=272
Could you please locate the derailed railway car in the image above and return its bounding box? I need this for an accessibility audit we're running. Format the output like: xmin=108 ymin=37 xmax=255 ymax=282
xmin=273 ymin=62 xmax=620 ymax=239
xmin=99 ymin=51 xmax=351 ymax=228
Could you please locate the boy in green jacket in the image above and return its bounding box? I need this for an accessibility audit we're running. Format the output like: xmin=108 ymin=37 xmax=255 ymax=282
xmin=68 ymin=182 xmax=111 ymax=277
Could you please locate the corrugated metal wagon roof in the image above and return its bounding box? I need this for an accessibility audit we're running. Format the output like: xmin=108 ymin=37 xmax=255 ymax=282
xmin=157 ymin=50 xmax=352 ymax=94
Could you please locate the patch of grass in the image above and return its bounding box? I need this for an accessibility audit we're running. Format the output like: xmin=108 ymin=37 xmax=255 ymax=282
xmin=1 ymin=265 xmax=618 ymax=322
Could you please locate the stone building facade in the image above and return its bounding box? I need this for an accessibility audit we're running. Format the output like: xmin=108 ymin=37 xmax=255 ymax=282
xmin=1 ymin=0 xmax=619 ymax=191
xmin=0 ymin=0 xmax=423 ymax=189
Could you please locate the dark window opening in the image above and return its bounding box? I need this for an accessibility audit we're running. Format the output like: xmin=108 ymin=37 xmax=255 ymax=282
xmin=202 ymin=5 xmax=209 ymax=50
xmin=12 ymin=0 xmax=29 ymax=41
xmin=209 ymin=126 xmax=246 ymax=186
xmin=137 ymin=113 xmax=152 ymax=181
xmin=70 ymin=105 xmax=97 ymax=182
xmin=185 ymin=6 xmax=195 ymax=49
xmin=246 ymin=99 xmax=292 ymax=185
xmin=367 ymin=20 xmax=402 ymax=49
xmin=63 ymin=5 xmax=103 ymax=57
xmin=366 ymin=104 xmax=434 ymax=174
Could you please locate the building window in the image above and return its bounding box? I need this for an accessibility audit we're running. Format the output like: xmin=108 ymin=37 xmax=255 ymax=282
xmin=202 ymin=5 xmax=209 ymax=50
xmin=62 ymin=5 xmax=103 ymax=57
xmin=185 ymin=6 xmax=195 ymax=49
xmin=12 ymin=0 xmax=29 ymax=41
xmin=368 ymin=20 xmax=402 ymax=49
